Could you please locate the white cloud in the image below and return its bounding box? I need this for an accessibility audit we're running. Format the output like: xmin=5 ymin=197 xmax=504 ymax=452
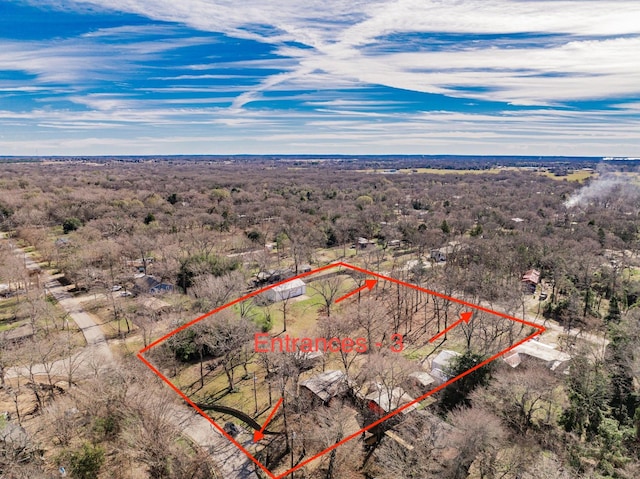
xmin=35 ymin=0 xmax=640 ymax=107
xmin=4 ymin=0 xmax=640 ymax=154
xmin=12 ymin=0 xmax=640 ymax=109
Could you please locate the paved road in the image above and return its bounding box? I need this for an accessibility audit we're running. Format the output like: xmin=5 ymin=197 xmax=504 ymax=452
xmin=4 ymin=238 xmax=259 ymax=479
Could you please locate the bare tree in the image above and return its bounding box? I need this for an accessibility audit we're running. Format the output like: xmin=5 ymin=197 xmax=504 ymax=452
xmin=445 ymin=406 xmax=505 ymax=479
xmin=310 ymin=276 xmax=344 ymax=317
xmin=189 ymin=270 xmax=245 ymax=313
xmin=203 ymin=311 xmax=256 ymax=392
xmin=317 ymin=311 xmax=361 ymax=376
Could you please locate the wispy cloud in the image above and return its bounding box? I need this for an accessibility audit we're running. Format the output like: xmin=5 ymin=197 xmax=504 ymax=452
xmin=2 ymin=0 xmax=640 ymax=155
xmin=41 ymin=0 xmax=640 ymax=106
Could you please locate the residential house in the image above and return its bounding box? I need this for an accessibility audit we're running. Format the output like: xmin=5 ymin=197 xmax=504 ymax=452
xmin=503 ymin=339 xmax=570 ymax=373
xmin=430 ymin=241 xmax=466 ymax=263
xmin=133 ymin=275 xmax=174 ymax=295
xmin=521 ymin=269 xmax=541 ymax=294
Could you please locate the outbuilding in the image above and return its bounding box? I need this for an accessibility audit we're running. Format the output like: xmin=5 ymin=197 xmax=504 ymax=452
xmin=365 ymin=384 xmax=417 ymax=416
xmin=430 ymin=349 xmax=461 ymax=384
xmin=300 ymin=370 xmax=347 ymax=406
xmin=264 ymin=278 xmax=306 ymax=302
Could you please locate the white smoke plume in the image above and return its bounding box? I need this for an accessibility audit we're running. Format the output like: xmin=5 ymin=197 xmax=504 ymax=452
xmin=564 ymin=164 xmax=639 ymax=209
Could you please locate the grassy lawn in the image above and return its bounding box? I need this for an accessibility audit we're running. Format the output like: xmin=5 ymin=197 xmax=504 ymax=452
xmin=189 ymin=351 xmax=350 ymax=428
xmin=0 ymin=294 xmax=83 ymax=337
xmin=240 ymin=274 xmax=357 ymax=337
xmin=82 ymin=297 xmax=140 ymax=339
xmin=623 ymin=266 xmax=640 ymax=280
xmin=0 ymin=297 xmax=19 ymax=322
xmin=101 ymin=316 xmax=139 ymax=338
xmin=314 ymin=246 xmax=357 ymax=264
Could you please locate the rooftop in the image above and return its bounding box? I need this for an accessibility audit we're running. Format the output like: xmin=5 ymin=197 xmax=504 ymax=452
xmin=365 ymin=384 xmax=417 ymax=414
xmin=522 ymin=269 xmax=541 ymax=284
xmin=513 ymin=339 xmax=571 ymax=364
xmin=271 ymin=278 xmax=306 ymax=292
xmin=300 ymin=370 xmax=346 ymax=403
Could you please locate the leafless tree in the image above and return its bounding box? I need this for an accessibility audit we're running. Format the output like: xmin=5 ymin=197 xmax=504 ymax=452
xmin=203 ymin=311 xmax=256 ymax=391
xmin=317 ymin=311 xmax=360 ymax=376
xmin=189 ymin=270 xmax=245 ymax=313
xmin=444 ymin=406 xmax=505 ymax=479
xmin=310 ymin=276 xmax=344 ymax=317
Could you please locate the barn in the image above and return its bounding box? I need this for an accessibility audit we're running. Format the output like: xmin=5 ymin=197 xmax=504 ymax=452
xmin=264 ymin=278 xmax=306 ymax=302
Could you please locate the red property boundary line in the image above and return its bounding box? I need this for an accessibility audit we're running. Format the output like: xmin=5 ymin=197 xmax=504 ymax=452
xmin=138 ymin=261 xmax=545 ymax=479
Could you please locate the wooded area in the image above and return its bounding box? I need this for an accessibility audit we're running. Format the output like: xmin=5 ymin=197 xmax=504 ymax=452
xmin=1 ymin=157 xmax=639 ymax=479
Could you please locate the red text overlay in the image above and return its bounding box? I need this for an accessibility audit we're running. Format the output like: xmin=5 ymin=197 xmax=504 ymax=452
xmin=254 ymin=332 xmax=404 ymax=354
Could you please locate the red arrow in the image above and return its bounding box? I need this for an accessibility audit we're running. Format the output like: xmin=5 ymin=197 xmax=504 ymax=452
xmin=253 ymin=397 xmax=283 ymax=442
xmin=429 ymin=311 xmax=473 ymax=343
xmin=335 ymin=279 xmax=377 ymax=304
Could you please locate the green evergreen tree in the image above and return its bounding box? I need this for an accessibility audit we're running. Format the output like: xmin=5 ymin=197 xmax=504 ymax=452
xmin=606 ymin=325 xmax=638 ymax=424
xmin=439 ymin=351 xmax=492 ymax=412
xmin=67 ymin=443 xmax=105 ymax=479
xmin=605 ymin=295 xmax=621 ymax=323
xmin=560 ymin=354 xmax=609 ymax=439
xmin=598 ymin=227 xmax=606 ymax=247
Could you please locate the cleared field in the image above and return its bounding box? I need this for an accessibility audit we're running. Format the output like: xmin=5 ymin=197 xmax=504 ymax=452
xmin=539 ymin=170 xmax=595 ymax=182
xmin=358 ymin=166 xmax=599 ymax=183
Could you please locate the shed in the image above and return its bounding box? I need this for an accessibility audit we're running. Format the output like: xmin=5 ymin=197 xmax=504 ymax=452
xmin=407 ymin=371 xmax=436 ymax=394
xmin=141 ymin=297 xmax=172 ymax=314
xmin=300 ymin=370 xmax=347 ymax=405
xmin=2 ymin=324 xmax=35 ymax=343
xmin=388 ymin=239 xmax=401 ymax=248
xmin=264 ymin=278 xmax=306 ymax=302
xmin=430 ymin=350 xmax=461 ymax=384
xmin=365 ymin=384 xmax=417 ymax=416
xmin=256 ymin=268 xmax=294 ymax=285
xmin=357 ymin=237 xmax=375 ymax=249
xmin=293 ymin=349 xmax=324 ymax=371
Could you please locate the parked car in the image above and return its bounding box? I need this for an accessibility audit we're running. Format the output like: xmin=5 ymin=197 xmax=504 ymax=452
xmin=224 ymin=422 xmax=241 ymax=437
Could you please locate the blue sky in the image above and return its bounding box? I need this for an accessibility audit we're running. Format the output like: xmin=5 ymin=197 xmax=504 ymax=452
xmin=1 ymin=0 xmax=639 ymax=156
